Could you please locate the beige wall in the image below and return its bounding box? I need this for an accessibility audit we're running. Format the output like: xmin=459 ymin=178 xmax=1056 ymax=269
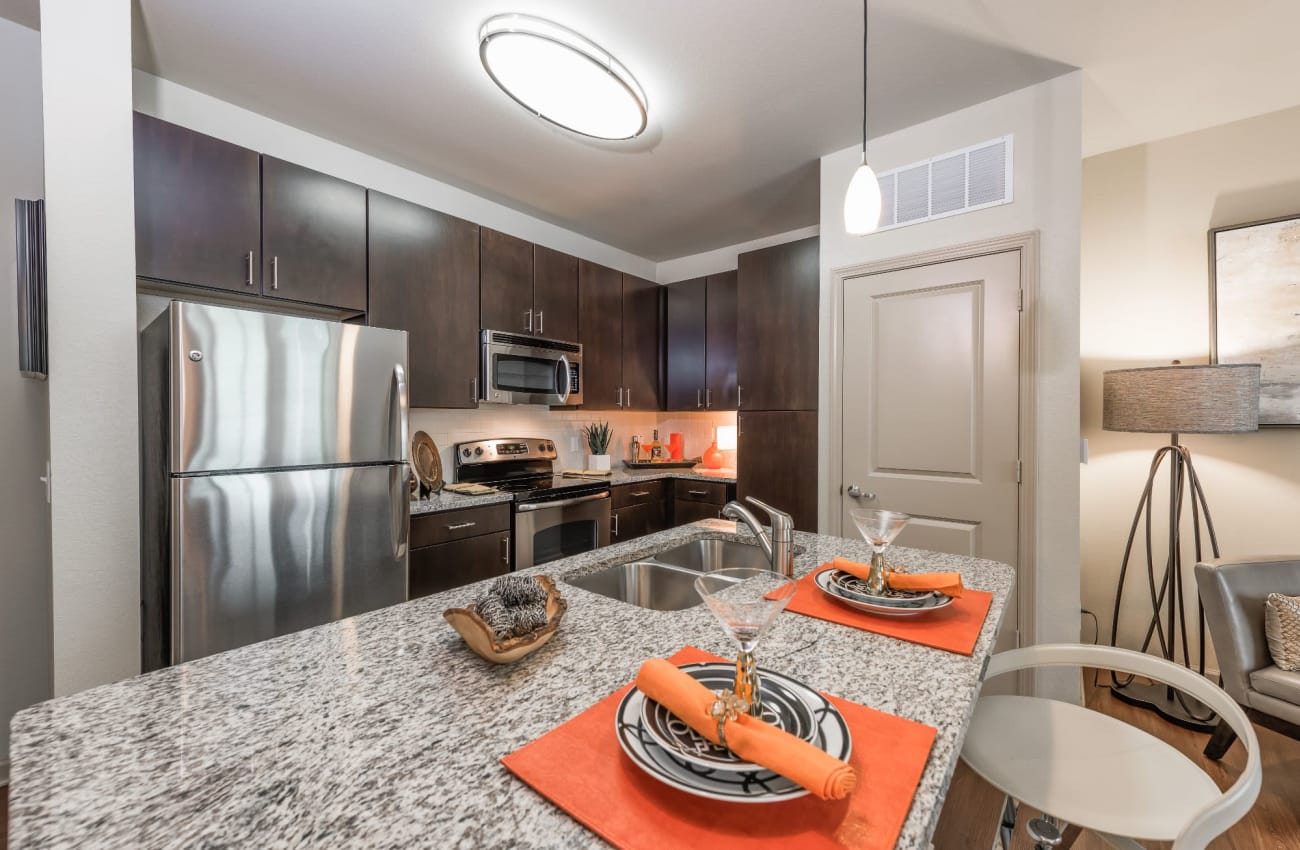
xmin=1081 ymin=104 xmax=1300 ymax=667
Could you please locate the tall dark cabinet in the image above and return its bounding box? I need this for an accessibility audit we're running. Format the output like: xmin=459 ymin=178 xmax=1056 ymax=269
xmin=533 ymin=245 xmax=579 ymax=341
xmin=621 ymin=274 xmax=662 ymax=411
xmin=480 ymin=228 xmax=534 ymax=332
xmin=705 ymin=270 xmax=739 ymax=410
xmin=664 ymin=271 xmax=737 ymax=411
xmin=735 ymin=236 xmax=819 ymax=531
xmin=368 ymin=191 xmax=481 ymax=409
xmin=134 ymin=112 xmax=261 ymax=294
xmin=578 ymin=260 xmax=624 ymax=409
xmin=260 ymin=156 xmax=368 ymax=312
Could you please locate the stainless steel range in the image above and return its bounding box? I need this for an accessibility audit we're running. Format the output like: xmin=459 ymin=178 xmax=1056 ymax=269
xmin=454 ymin=438 xmax=611 ymax=568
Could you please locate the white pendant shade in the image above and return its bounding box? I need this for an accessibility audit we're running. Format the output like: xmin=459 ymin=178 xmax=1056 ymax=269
xmin=480 ymin=14 xmax=648 ymax=140
xmin=843 ymin=162 xmax=882 ymax=235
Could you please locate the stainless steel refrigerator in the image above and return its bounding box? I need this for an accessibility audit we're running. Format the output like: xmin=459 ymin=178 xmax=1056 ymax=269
xmin=140 ymin=302 xmax=410 ymax=669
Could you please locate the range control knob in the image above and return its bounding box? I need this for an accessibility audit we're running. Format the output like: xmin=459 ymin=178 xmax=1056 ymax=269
xmin=461 ymin=448 xmax=471 ymax=458
xmin=474 ymin=447 xmax=484 ymax=457
xmin=546 ymin=442 xmax=555 ymax=452
xmin=538 ymin=443 xmax=547 ymax=453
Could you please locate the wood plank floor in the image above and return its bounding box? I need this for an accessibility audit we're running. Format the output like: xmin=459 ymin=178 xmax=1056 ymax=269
xmin=932 ymin=671 xmax=1300 ymax=849
xmin=2 ymin=675 xmax=1295 ymax=849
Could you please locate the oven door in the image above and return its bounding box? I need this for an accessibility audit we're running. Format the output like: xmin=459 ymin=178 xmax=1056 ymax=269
xmin=481 ymin=332 xmax=583 ymax=406
xmin=514 ymin=490 xmax=611 ymax=568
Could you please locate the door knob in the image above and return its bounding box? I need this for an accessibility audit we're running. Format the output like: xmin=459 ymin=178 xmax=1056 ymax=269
xmin=846 ymin=485 xmax=876 ymax=500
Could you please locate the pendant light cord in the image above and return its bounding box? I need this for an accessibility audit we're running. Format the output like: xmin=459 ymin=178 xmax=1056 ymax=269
xmin=861 ymin=0 xmax=868 ymax=159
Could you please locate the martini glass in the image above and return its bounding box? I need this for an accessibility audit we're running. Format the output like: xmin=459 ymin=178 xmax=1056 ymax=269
xmin=849 ymin=508 xmax=911 ymax=595
xmin=694 ymin=568 xmax=797 ymax=718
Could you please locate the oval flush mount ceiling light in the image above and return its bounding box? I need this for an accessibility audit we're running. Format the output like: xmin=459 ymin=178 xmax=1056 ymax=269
xmin=479 ymin=13 xmax=648 ymax=140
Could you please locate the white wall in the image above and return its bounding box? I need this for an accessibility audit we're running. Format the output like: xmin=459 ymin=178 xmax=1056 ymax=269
xmin=819 ymin=73 xmax=1083 ymax=700
xmin=41 ymin=0 xmax=141 ymax=695
xmin=1081 ymin=104 xmax=1300 ymax=668
xmin=133 ymin=72 xmax=657 ymax=282
xmin=655 ymin=225 xmax=820 ymax=283
xmin=0 ymin=16 xmax=52 ymax=779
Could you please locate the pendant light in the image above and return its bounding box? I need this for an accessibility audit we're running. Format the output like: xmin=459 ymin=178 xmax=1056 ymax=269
xmin=843 ymin=0 xmax=882 ymax=235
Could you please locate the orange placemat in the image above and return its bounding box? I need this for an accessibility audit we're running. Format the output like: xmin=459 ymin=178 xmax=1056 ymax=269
xmin=502 ymin=646 xmax=937 ymax=850
xmin=785 ymin=565 xmax=994 ymax=656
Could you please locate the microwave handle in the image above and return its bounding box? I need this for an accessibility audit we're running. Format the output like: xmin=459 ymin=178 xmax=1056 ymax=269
xmin=555 ymin=354 xmax=572 ymax=404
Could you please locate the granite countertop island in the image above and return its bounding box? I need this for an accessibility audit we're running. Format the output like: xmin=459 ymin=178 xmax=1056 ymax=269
xmin=10 ymin=522 xmax=1013 ymax=849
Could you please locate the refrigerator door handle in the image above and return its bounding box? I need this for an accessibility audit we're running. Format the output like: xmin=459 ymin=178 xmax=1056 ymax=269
xmin=392 ymin=464 xmax=410 ymax=561
xmin=391 ymin=363 xmax=409 ymax=461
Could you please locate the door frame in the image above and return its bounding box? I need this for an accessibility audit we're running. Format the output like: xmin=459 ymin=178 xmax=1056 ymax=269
xmin=826 ymin=231 xmax=1040 ymax=662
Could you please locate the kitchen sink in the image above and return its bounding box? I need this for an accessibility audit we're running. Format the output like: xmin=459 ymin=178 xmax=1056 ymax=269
xmin=651 ymin=539 xmax=775 ymax=572
xmin=566 ymin=561 xmax=715 ymax=611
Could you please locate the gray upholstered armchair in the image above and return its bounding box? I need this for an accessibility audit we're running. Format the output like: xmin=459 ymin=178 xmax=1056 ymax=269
xmin=1195 ymin=555 xmax=1300 ymax=759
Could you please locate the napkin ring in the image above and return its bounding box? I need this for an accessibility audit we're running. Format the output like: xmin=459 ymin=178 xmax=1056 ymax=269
xmin=709 ymin=690 xmax=750 ymax=748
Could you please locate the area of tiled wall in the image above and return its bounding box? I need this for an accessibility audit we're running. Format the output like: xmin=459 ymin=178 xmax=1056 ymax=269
xmin=409 ymin=406 xmax=738 ymax=475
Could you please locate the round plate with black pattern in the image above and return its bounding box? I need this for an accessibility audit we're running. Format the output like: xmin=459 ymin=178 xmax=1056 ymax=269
xmin=816 ymin=569 xmax=954 ymax=617
xmin=829 ymin=570 xmax=940 ymax=607
xmin=639 ymin=662 xmax=817 ymax=771
xmin=614 ymin=666 xmax=851 ymax=803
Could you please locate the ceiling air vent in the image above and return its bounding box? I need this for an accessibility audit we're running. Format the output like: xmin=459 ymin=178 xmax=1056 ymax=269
xmin=870 ymin=135 xmax=1012 ymax=232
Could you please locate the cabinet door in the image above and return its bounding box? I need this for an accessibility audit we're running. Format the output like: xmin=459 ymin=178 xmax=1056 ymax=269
xmin=261 ymin=156 xmax=368 ymax=312
xmin=408 ymin=531 xmax=511 ymax=599
xmin=480 ymin=228 xmax=534 ymax=333
xmin=736 ymin=237 xmax=819 ymax=410
xmin=368 ymin=191 xmax=480 ymax=409
xmin=613 ymin=501 xmax=666 ymax=543
xmin=533 ymin=245 xmax=579 ymax=341
xmin=621 ymin=274 xmax=662 ymax=411
xmin=705 ymin=270 xmax=739 ymax=410
xmin=674 ymin=499 xmax=721 ymax=526
xmin=578 ymin=259 xmax=624 ymax=409
xmin=664 ymin=278 xmax=707 ymax=411
xmin=134 ymin=112 xmax=261 ymax=293
xmin=737 ymin=411 xmax=818 ymax=532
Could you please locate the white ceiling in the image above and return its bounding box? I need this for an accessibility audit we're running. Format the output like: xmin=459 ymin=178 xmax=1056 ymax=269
xmin=5 ymin=1 xmax=1299 ymax=261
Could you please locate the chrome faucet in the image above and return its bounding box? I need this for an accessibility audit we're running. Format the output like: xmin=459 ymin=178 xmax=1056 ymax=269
xmin=721 ymin=496 xmax=795 ymax=578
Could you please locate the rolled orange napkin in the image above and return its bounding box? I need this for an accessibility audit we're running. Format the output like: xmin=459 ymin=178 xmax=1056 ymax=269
xmin=634 ymin=659 xmax=857 ymax=801
xmin=831 ymin=556 xmax=964 ymax=598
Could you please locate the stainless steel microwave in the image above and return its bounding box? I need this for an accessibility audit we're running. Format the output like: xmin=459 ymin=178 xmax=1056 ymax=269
xmin=480 ymin=330 xmax=583 ymax=406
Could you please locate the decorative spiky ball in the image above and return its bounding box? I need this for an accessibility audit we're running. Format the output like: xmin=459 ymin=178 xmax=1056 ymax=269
xmin=509 ymin=602 xmax=550 ymax=637
xmin=491 ymin=574 xmax=547 ymax=607
xmin=474 ymin=593 xmax=514 ymax=639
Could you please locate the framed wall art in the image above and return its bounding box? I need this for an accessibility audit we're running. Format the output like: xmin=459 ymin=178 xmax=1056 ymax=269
xmin=1210 ymin=213 xmax=1300 ymax=426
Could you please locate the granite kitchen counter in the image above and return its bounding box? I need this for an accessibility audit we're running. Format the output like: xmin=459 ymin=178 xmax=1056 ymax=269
xmin=409 ymin=488 xmax=514 ymax=515
xmin=10 ymin=521 xmax=1013 ymax=850
xmin=604 ymin=466 xmax=737 ymax=485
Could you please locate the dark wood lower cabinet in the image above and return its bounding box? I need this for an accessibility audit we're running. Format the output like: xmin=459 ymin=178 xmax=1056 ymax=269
xmin=737 ymin=411 xmax=818 ymax=532
xmin=673 ymin=500 xmax=722 ymax=525
xmin=611 ymin=481 xmax=668 ymax=542
xmin=409 ymin=531 xmax=511 ymax=599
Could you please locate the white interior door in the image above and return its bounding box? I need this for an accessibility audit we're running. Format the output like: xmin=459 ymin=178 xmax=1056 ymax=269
xmin=840 ymin=250 xmax=1022 ymax=659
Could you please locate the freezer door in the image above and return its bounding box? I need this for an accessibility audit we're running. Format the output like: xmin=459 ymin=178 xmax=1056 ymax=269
xmin=172 ymin=463 xmax=410 ymax=664
xmin=169 ymin=302 xmax=409 ymax=473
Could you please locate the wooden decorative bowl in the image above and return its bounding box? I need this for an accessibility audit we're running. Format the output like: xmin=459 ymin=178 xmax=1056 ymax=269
xmin=443 ymin=575 xmax=568 ymax=664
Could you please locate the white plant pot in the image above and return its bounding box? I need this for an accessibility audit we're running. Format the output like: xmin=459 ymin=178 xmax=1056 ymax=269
xmin=587 ymin=454 xmax=611 ymax=471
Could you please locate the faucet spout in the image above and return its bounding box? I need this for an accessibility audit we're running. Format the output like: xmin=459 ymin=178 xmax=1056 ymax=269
xmin=721 ymin=497 xmax=795 ymax=578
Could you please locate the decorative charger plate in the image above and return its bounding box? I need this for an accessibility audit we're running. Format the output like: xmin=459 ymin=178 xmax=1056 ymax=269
xmin=411 ymin=431 xmax=444 ymax=493
xmin=828 ymin=571 xmax=941 ymax=608
xmin=639 ymin=662 xmax=818 ymax=772
xmin=615 ymin=665 xmax=851 ymax=803
xmin=815 ymin=569 xmax=954 ymax=617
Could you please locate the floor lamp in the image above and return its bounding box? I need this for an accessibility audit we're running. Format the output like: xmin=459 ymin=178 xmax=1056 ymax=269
xmin=1102 ymin=361 xmax=1260 ymax=731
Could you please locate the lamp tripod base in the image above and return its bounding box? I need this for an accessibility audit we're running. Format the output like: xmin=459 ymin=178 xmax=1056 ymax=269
xmin=1110 ymin=681 xmax=1217 ymax=733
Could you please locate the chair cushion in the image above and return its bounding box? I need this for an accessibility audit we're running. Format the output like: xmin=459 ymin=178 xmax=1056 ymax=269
xmin=1265 ymin=593 xmax=1300 ymax=672
xmin=1249 ymin=665 xmax=1300 ymax=705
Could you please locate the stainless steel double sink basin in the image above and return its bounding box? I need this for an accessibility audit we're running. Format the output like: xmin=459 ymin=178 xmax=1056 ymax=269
xmin=565 ymin=538 xmax=779 ymax=611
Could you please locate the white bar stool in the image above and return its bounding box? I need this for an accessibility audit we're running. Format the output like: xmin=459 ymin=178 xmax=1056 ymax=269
xmin=960 ymin=644 xmax=1261 ymax=849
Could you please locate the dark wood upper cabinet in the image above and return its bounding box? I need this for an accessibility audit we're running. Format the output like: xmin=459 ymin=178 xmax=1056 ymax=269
xmin=737 ymin=410 xmax=818 ymax=532
xmin=736 ymin=236 xmax=819 ymax=411
xmin=664 ymin=277 xmax=707 ymax=410
xmin=532 ymin=245 xmax=579 ymax=341
xmin=368 ymin=191 xmax=480 ymax=409
xmin=578 ymin=260 xmax=624 ymax=409
xmin=480 ymin=228 xmax=534 ymax=332
xmin=705 ymin=270 xmax=739 ymax=410
xmin=133 ymin=112 xmax=261 ymax=293
xmin=621 ymin=274 xmax=662 ymax=411
xmin=260 ymin=156 xmax=368 ymax=312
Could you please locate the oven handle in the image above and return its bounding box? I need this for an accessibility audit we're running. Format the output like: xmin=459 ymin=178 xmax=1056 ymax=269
xmin=516 ymin=491 xmax=610 ymax=512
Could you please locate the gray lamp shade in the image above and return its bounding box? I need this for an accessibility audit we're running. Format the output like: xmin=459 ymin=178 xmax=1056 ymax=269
xmin=1103 ymin=364 xmax=1261 ymax=433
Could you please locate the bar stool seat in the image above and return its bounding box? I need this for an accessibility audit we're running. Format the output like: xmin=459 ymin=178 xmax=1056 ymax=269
xmin=963 ymin=694 xmax=1220 ymax=841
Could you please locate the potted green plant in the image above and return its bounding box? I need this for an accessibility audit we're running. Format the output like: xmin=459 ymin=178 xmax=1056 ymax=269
xmin=582 ymin=421 xmax=614 ymax=471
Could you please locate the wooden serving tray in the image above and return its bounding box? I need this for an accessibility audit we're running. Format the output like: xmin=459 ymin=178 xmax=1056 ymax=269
xmin=622 ymin=459 xmax=701 ymax=469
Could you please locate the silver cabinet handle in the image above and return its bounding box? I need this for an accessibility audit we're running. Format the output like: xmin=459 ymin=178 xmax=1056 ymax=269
xmin=471 ymin=377 xmax=478 ymax=403
xmin=537 ymin=311 xmax=544 ymax=334
xmin=525 ymin=309 xmax=533 ymax=333
xmin=500 ymin=534 xmax=510 ymax=565
xmin=706 ymin=388 xmax=712 ymax=409
xmin=630 ymin=490 xmax=651 ymax=498
xmin=271 ymin=255 xmax=279 ymax=290
xmin=617 ymin=386 xmax=623 ymax=408
xmin=246 ymin=251 xmax=255 ymax=287
xmin=626 ymin=387 xmax=631 ymax=409
xmin=737 ymin=385 xmax=742 ymax=408
xmin=446 ymin=521 xmax=477 ymax=531
xmin=697 ymin=388 xmax=703 ymax=409
xmin=612 ymin=512 xmax=620 ymax=537
xmin=688 ymin=489 xmax=709 ymax=496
